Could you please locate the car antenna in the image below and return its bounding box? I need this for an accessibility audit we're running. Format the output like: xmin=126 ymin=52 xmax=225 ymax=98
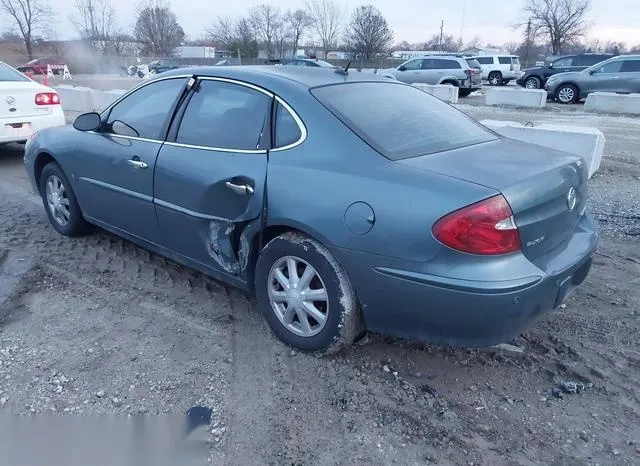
xmin=335 ymin=60 xmax=351 ymax=76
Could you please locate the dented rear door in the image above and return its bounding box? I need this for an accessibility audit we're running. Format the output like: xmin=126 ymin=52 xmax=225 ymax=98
xmin=153 ymin=77 xmax=272 ymax=277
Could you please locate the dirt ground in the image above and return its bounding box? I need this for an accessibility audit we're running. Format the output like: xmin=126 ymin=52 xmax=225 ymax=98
xmin=0 ymin=103 xmax=639 ymax=465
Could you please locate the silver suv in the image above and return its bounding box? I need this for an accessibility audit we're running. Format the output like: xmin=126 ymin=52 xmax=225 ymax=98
xmin=545 ymin=54 xmax=640 ymax=104
xmin=377 ymin=55 xmax=482 ymax=97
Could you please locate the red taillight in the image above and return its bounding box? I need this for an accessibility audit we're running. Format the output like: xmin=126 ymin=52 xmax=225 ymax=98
xmin=432 ymin=195 xmax=521 ymax=255
xmin=35 ymin=92 xmax=60 ymax=105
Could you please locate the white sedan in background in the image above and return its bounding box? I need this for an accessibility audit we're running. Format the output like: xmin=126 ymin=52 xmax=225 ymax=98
xmin=0 ymin=60 xmax=65 ymax=145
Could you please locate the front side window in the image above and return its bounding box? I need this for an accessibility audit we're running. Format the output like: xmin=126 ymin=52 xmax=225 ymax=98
xmin=311 ymin=82 xmax=496 ymax=160
xmin=401 ymin=59 xmax=423 ymax=70
xmin=176 ymin=80 xmax=271 ymax=151
xmin=105 ymin=78 xmax=186 ymax=140
xmin=475 ymin=57 xmax=493 ymax=65
xmin=274 ymin=102 xmax=302 ymax=148
xmin=553 ymin=57 xmax=574 ymax=67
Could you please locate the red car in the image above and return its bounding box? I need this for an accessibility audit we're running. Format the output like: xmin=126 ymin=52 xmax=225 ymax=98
xmin=16 ymin=57 xmax=66 ymax=75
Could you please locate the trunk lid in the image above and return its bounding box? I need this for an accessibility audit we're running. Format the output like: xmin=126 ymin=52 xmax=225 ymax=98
xmin=0 ymin=81 xmax=53 ymax=119
xmin=397 ymin=138 xmax=588 ymax=262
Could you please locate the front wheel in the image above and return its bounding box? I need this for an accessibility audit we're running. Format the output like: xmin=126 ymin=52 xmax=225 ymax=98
xmin=255 ymin=232 xmax=364 ymax=353
xmin=39 ymin=162 xmax=91 ymax=237
xmin=556 ymin=84 xmax=579 ymax=104
xmin=458 ymin=89 xmax=472 ymax=97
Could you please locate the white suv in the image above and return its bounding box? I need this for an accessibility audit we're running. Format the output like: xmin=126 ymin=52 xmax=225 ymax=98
xmin=471 ymin=55 xmax=521 ymax=86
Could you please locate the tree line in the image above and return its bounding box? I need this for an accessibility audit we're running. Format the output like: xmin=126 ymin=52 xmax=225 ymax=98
xmin=1 ymin=0 xmax=638 ymax=61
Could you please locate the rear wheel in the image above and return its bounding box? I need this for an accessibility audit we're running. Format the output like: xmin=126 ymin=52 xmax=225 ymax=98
xmin=556 ymin=84 xmax=578 ymax=104
xmin=39 ymin=162 xmax=91 ymax=237
xmin=524 ymin=76 xmax=541 ymax=89
xmin=255 ymin=232 xmax=364 ymax=353
xmin=488 ymin=71 xmax=502 ymax=86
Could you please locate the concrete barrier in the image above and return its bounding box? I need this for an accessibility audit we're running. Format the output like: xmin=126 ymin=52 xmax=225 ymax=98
xmin=485 ymin=88 xmax=546 ymax=108
xmin=480 ymin=119 xmax=605 ymax=178
xmin=54 ymin=85 xmax=94 ymax=113
xmin=584 ymin=92 xmax=640 ymax=115
xmin=92 ymin=89 xmax=127 ymax=112
xmin=412 ymin=83 xmax=459 ymax=104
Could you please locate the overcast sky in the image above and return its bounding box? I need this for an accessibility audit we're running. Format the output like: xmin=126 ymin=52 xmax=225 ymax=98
xmin=52 ymin=0 xmax=640 ymax=47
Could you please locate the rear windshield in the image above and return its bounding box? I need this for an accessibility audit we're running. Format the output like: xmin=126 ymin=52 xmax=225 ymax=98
xmin=0 ymin=63 xmax=29 ymax=82
xmin=311 ymin=82 xmax=497 ymax=160
xmin=466 ymin=58 xmax=481 ymax=68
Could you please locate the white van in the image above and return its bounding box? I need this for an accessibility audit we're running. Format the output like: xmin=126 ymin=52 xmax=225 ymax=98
xmin=471 ymin=55 xmax=521 ymax=85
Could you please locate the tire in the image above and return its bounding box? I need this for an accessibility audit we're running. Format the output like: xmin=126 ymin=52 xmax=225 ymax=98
xmin=488 ymin=71 xmax=502 ymax=86
xmin=458 ymin=89 xmax=472 ymax=97
xmin=555 ymin=84 xmax=578 ymax=104
xmin=524 ymin=76 xmax=541 ymax=89
xmin=39 ymin=162 xmax=91 ymax=237
xmin=255 ymin=232 xmax=364 ymax=353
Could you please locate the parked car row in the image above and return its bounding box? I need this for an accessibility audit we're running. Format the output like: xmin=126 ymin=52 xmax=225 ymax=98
xmin=376 ymin=54 xmax=483 ymax=97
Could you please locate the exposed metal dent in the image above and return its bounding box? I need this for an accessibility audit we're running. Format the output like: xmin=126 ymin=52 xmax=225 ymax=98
xmin=207 ymin=221 xmax=240 ymax=274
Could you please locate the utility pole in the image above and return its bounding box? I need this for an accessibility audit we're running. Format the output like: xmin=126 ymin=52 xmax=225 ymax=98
xmin=439 ymin=20 xmax=444 ymax=52
xmin=524 ymin=18 xmax=532 ymax=68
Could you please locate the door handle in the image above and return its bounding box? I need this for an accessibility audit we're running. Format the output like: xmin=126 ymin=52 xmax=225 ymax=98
xmin=128 ymin=159 xmax=148 ymax=169
xmin=225 ymin=181 xmax=254 ymax=195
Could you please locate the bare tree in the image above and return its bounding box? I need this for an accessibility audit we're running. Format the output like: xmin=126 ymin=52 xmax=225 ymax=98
xmin=463 ymin=36 xmax=482 ymax=50
xmin=71 ymin=0 xmax=116 ymax=55
xmin=208 ymin=16 xmax=258 ymax=58
xmin=305 ymin=0 xmax=342 ymax=52
xmin=249 ymin=4 xmax=282 ymax=58
xmin=522 ymin=0 xmax=590 ymax=55
xmin=345 ymin=5 xmax=393 ymax=60
xmin=503 ymin=41 xmax=519 ymax=54
xmin=134 ymin=0 xmax=184 ymax=56
xmin=0 ymin=0 xmax=53 ymax=58
xmin=286 ymin=9 xmax=312 ymax=57
xmin=419 ymin=34 xmax=462 ymax=52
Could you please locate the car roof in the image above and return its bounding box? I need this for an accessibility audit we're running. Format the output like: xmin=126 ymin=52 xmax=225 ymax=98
xmin=159 ymin=65 xmax=393 ymax=89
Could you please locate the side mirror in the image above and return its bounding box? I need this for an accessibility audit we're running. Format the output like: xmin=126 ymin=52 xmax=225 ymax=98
xmin=588 ymin=69 xmax=596 ymax=75
xmin=547 ymin=63 xmax=554 ymax=69
xmin=111 ymin=120 xmax=139 ymax=138
xmin=398 ymin=65 xmax=407 ymax=71
xmin=73 ymin=112 xmax=101 ymax=132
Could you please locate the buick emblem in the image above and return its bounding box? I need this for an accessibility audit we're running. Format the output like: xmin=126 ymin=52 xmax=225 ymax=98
xmin=567 ymin=187 xmax=577 ymax=211
xmin=6 ymin=96 xmax=15 ymax=104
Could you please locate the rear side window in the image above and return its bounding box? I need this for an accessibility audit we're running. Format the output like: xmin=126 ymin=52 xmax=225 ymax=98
xmin=498 ymin=57 xmax=512 ymax=65
xmin=475 ymin=57 xmax=493 ymax=65
xmin=466 ymin=58 xmax=481 ymax=68
xmin=106 ymin=78 xmax=186 ymax=139
xmin=311 ymin=82 xmax=496 ymax=160
xmin=0 ymin=62 xmax=29 ymax=82
xmin=620 ymin=60 xmax=640 ymax=72
xmin=274 ymin=102 xmax=302 ymax=148
xmin=432 ymin=59 xmax=461 ymax=69
xmin=176 ymin=80 xmax=271 ymax=150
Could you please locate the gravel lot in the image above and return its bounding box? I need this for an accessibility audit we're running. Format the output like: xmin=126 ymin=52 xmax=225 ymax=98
xmin=0 ymin=99 xmax=639 ymax=465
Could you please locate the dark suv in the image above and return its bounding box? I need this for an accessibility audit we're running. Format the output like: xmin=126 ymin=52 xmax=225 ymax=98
xmin=148 ymin=59 xmax=180 ymax=74
xmin=516 ymin=53 xmax=615 ymax=89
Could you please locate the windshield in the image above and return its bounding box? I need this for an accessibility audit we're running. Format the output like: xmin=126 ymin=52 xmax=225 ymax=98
xmin=311 ymin=82 xmax=497 ymax=160
xmin=0 ymin=62 xmax=30 ymax=82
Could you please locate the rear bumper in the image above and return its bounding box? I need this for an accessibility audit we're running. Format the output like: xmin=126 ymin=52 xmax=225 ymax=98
xmin=0 ymin=108 xmax=65 ymax=144
xmin=333 ymin=213 xmax=598 ymax=347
